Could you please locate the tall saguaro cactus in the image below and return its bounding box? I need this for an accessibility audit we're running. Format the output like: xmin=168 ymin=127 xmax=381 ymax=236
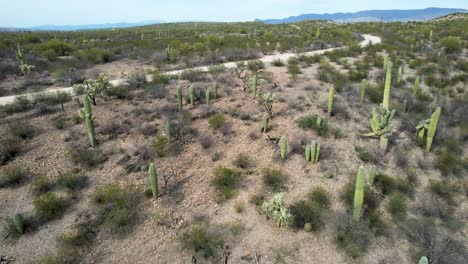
xmin=416 ymin=107 xmax=441 ymax=152
xmin=189 ymin=85 xmax=194 ymax=107
xmin=353 ymin=166 xmax=365 ymax=221
xmin=360 ymin=79 xmax=367 ymax=103
xmin=383 ymin=55 xmax=389 ymax=72
xmin=280 ymin=136 xmax=287 ymax=160
xmin=79 ymin=95 xmax=96 ymax=147
xmin=383 ymin=61 xmax=393 ymax=111
xmin=328 ymin=87 xmax=334 ymax=115
xmin=413 ymin=76 xmax=420 ymax=96
xmin=305 ymin=140 xmax=320 ymax=163
xmin=148 ymin=163 xmax=158 ymax=198
xmin=251 ymin=75 xmax=258 ymax=97
xmin=177 ymin=85 xmax=183 ymax=111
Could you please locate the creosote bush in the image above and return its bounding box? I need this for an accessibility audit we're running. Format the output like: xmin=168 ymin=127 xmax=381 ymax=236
xmin=33 ymin=192 xmax=68 ymax=221
xmin=296 ymin=114 xmax=328 ymax=136
xmin=67 ymin=144 xmax=107 ymax=168
xmin=0 ymin=164 xmax=30 ymax=188
xmin=290 ymin=187 xmax=330 ymax=232
xmin=208 ymin=114 xmax=226 ymax=129
xmin=180 ymin=218 xmax=224 ymax=259
xmin=0 ymin=136 xmax=21 ymax=165
xmin=8 ymin=121 xmax=37 ymax=139
xmin=212 ymin=166 xmax=242 ymax=201
xmin=262 ymin=168 xmax=287 ymax=192
xmin=233 ymin=153 xmax=254 ymax=169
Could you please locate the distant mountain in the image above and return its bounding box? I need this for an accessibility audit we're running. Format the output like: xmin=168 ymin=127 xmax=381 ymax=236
xmin=256 ymin=7 xmax=468 ymax=24
xmin=8 ymin=20 xmax=164 ymax=31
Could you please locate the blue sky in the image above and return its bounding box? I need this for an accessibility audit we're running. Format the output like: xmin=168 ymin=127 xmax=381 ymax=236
xmin=1 ymin=0 xmax=467 ymax=27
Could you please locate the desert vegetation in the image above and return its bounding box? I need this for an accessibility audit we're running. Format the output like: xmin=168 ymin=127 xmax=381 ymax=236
xmin=0 ymin=13 xmax=467 ymax=264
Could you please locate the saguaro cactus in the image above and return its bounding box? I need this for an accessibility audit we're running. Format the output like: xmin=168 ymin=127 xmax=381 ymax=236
xmin=206 ymin=89 xmax=211 ymax=105
xmin=383 ymin=56 xmax=389 ymax=72
xmin=429 ymin=29 xmax=433 ymax=41
xmin=363 ymin=104 xmax=395 ymax=151
xmin=419 ymin=256 xmax=429 ymax=264
xmin=413 ymin=76 xmax=420 ymax=96
xmin=360 ymin=79 xmax=367 ymax=103
xmin=368 ymin=165 xmax=377 ymax=186
xmin=213 ymin=82 xmax=218 ymax=98
xmin=353 ymin=166 xmax=365 ymax=221
xmin=78 ymin=95 xmax=96 ymax=147
xmin=328 ymin=87 xmax=334 ymax=115
xmin=315 ymin=27 xmax=320 ymax=38
xmin=280 ymin=136 xmax=287 ymax=160
xmin=189 ymin=85 xmax=194 ymax=107
xmin=262 ymin=114 xmax=269 ymax=133
xmin=251 ymin=75 xmax=258 ymax=97
xmin=416 ymin=107 xmax=441 ymax=152
xmin=383 ymin=61 xmax=393 ymax=110
xmin=13 ymin=213 xmax=25 ymax=234
xmin=148 ymin=163 xmax=158 ymax=198
xmin=165 ymin=121 xmax=172 ymax=143
xmin=307 ymin=140 xmax=320 ymax=163
xmin=177 ymin=85 xmax=182 ymax=111
xmin=397 ymin=65 xmax=402 ymax=85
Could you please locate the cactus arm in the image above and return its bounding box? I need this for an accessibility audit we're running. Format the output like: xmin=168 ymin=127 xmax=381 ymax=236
xmin=380 ymin=135 xmax=389 ymax=151
xmin=280 ymin=136 xmax=287 ymax=160
xmin=314 ymin=143 xmax=320 ymax=163
xmin=360 ymin=79 xmax=367 ymax=103
xmin=425 ymin=107 xmax=441 ymax=152
xmin=368 ymin=166 xmax=377 ymax=186
xmin=383 ymin=61 xmax=392 ymax=110
xmin=353 ymin=166 xmax=365 ymax=221
xmin=305 ymin=144 xmax=311 ymax=161
xmin=149 ymin=163 xmax=158 ymax=198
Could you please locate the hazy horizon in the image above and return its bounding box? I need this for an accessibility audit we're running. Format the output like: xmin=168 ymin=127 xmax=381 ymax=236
xmin=1 ymin=0 xmax=467 ymax=28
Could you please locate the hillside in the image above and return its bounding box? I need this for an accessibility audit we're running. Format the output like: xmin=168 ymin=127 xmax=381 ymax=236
xmin=256 ymin=7 xmax=468 ymax=24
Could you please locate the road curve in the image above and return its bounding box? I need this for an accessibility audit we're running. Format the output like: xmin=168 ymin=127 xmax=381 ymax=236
xmin=0 ymin=34 xmax=381 ymax=106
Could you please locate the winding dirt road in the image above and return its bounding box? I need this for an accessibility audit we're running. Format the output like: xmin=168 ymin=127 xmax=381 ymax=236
xmin=0 ymin=34 xmax=381 ymax=105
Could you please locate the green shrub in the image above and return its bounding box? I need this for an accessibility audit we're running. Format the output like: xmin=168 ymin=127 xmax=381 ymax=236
xmin=233 ymin=153 xmax=254 ymax=169
xmin=92 ymin=184 xmax=139 ymax=231
xmin=296 ymin=114 xmax=328 ymax=136
xmin=367 ymin=82 xmax=384 ymax=103
xmin=212 ymin=166 xmax=242 ymax=201
xmin=153 ymin=135 xmax=169 ymax=157
xmin=334 ymin=213 xmax=372 ymax=259
xmin=429 ymin=180 xmax=459 ymax=206
xmin=438 ymin=36 xmax=462 ymax=54
xmin=208 ymin=114 xmax=226 ymax=129
xmin=67 ymin=145 xmax=107 ymax=168
xmin=290 ymin=187 xmax=330 ymax=231
xmin=249 ymin=194 xmax=265 ymax=208
xmin=74 ymin=48 xmax=113 ymax=64
xmin=56 ymin=169 xmax=88 ymax=191
xmin=0 ymin=136 xmax=21 ymax=165
xmin=262 ymin=168 xmax=287 ymax=192
xmin=180 ymin=220 xmax=223 ymax=258
xmin=51 ymin=114 xmax=68 ymax=130
xmin=272 ymin=58 xmax=284 ymax=66
xmin=388 ymin=192 xmax=407 ymax=219
xmin=354 ymin=146 xmax=376 ymax=163
xmin=33 ymin=192 xmax=68 ymax=220
xmin=8 ymin=121 xmax=37 ymax=139
xmin=0 ymin=164 xmax=30 ymax=188
xmin=31 ymin=175 xmax=54 ymax=195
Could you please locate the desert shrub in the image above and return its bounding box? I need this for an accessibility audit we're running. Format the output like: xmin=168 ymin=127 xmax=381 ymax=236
xmin=31 ymin=176 xmax=54 ymax=195
xmin=51 ymin=114 xmax=68 ymax=130
xmin=233 ymin=153 xmax=254 ymax=169
xmin=37 ymin=39 xmax=73 ymax=56
xmin=249 ymin=194 xmax=265 ymax=208
xmin=438 ymin=36 xmax=462 ymax=54
xmin=287 ymin=62 xmax=301 ymax=81
xmin=374 ymin=173 xmax=415 ymax=197
xmin=33 ymin=192 xmax=68 ymax=221
xmin=436 ymin=145 xmax=466 ymax=176
xmin=208 ymin=114 xmax=226 ymax=129
xmin=1 ymin=96 xmax=33 ymax=114
xmin=56 ymin=169 xmax=88 ymax=191
xmin=180 ymin=69 xmax=208 ymax=82
xmin=100 ymin=120 xmax=130 ymax=139
xmin=105 ymin=85 xmax=129 ymax=99
xmin=198 ymin=133 xmax=213 ymax=149
xmin=153 ymin=135 xmax=170 ymax=157
xmin=428 ymin=180 xmax=459 ymax=206
xmin=296 ymin=114 xmax=328 ymax=136
xmin=388 ymin=192 xmax=407 ymax=220
xmin=8 ymin=121 xmax=37 ymax=139
xmin=92 ymin=184 xmax=139 ymax=232
xmin=290 ymin=187 xmax=330 ymax=231
xmin=334 ymin=213 xmax=372 ymax=259
xmin=262 ymin=168 xmax=287 ymax=192
xmin=0 ymin=136 xmax=21 ymax=165
xmin=354 ymin=146 xmax=376 ymax=163
xmin=261 ymin=193 xmax=293 ymax=228
xmin=67 ymin=145 xmax=107 ymax=168
xmin=271 ymin=58 xmax=284 ymax=66
xmin=367 ymin=82 xmax=384 ymax=103
xmin=404 ymin=217 xmax=467 ymax=264
xmin=138 ymin=123 xmax=157 ymax=136
xmin=180 ymin=219 xmax=223 ymax=258
xmin=74 ymin=48 xmax=113 ymax=64
xmin=0 ymin=164 xmax=30 ymax=188
xmin=212 ymin=166 xmax=242 ymax=201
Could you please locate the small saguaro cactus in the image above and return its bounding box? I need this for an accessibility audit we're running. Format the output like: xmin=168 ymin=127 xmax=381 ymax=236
xmin=328 ymin=87 xmax=334 ymax=115
xmin=177 ymin=85 xmax=183 ymax=111
xmin=13 ymin=213 xmax=25 ymax=234
xmin=206 ymin=89 xmax=211 ymax=105
xmin=262 ymin=114 xmax=269 ymax=133
xmin=429 ymin=29 xmax=433 ymax=41
xmin=368 ymin=165 xmax=377 ymax=186
xmin=413 ymin=76 xmax=420 ymax=96
xmin=78 ymin=95 xmax=96 ymax=147
xmin=419 ymin=256 xmax=429 ymax=264
xmin=213 ymin=82 xmax=218 ymax=98
xmin=189 ymin=85 xmax=194 ymax=107
xmin=416 ymin=107 xmax=441 ymax=152
xmin=305 ymin=140 xmax=320 ymax=163
xmin=360 ymin=79 xmax=367 ymax=103
xmin=251 ymin=75 xmax=258 ymax=97
xmin=315 ymin=27 xmax=320 ymax=38
xmin=148 ymin=163 xmax=158 ymax=198
xmin=383 ymin=55 xmax=389 ymax=72
xmin=363 ymin=104 xmax=395 ymax=151
xmin=280 ymin=136 xmax=287 ymax=160
xmin=397 ymin=65 xmax=402 ymax=85
xmin=383 ymin=61 xmax=393 ymax=111
xmin=353 ymin=166 xmax=365 ymax=221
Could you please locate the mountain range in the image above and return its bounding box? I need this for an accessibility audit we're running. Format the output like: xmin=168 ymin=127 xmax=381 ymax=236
xmin=255 ymin=7 xmax=467 ymax=24
xmin=1 ymin=20 xmax=163 ymax=32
